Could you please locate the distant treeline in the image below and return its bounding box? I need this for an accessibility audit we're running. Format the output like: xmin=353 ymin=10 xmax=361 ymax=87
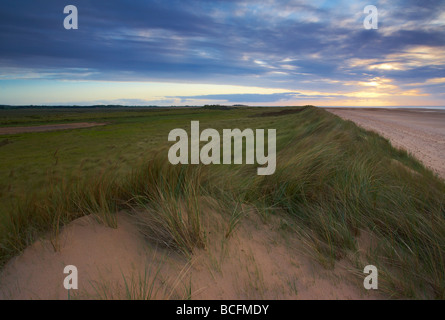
xmin=0 ymin=104 xmax=248 ymax=110
xmin=0 ymin=104 xmax=315 ymax=110
xmin=202 ymin=104 xmax=235 ymax=110
xmin=0 ymin=105 xmax=164 ymax=109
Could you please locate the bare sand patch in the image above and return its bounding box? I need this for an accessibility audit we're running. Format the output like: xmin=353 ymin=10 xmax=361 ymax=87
xmin=0 ymin=202 xmax=383 ymax=299
xmin=0 ymin=122 xmax=107 ymax=135
xmin=0 ymin=213 xmax=157 ymax=299
xmin=327 ymin=108 xmax=445 ymax=179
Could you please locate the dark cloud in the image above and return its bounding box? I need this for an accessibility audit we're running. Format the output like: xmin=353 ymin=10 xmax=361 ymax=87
xmin=176 ymin=93 xmax=301 ymax=103
xmin=0 ymin=0 xmax=444 ymax=101
xmin=172 ymin=92 xmax=343 ymax=103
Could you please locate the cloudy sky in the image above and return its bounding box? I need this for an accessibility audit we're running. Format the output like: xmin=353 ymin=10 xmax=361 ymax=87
xmin=1 ymin=0 xmax=444 ymax=106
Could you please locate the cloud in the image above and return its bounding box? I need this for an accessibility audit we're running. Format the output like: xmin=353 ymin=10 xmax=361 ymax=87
xmin=0 ymin=0 xmax=444 ymax=105
xmin=46 ymin=98 xmax=179 ymax=107
xmin=173 ymin=92 xmax=301 ymax=103
xmin=172 ymin=91 xmax=350 ymax=104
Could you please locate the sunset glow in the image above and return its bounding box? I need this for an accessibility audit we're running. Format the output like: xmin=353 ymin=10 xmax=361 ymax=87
xmin=1 ymin=1 xmax=444 ymax=107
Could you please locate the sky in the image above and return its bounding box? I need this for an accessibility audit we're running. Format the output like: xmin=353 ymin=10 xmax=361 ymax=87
xmin=0 ymin=0 xmax=444 ymax=107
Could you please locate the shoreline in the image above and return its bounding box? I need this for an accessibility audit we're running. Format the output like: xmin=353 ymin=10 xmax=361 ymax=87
xmin=326 ymin=107 xmax=445 ymax=180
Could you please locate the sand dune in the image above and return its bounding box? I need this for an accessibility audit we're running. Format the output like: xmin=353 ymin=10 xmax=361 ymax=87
xmin=327 ymin=108 xmax=445 ymax=180
xmin=0 ymin=204 xmax=382 ymax=300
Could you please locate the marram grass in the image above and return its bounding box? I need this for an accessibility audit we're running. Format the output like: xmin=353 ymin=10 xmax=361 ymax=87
xmin=0 ymin=106 xmax=444 ymax=299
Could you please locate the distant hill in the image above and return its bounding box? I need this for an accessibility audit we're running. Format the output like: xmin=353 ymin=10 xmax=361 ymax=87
xmin=201 ymin=104 xmax=234 ymax=110
xmin=0 ymin=105 xmax=161 ymax=109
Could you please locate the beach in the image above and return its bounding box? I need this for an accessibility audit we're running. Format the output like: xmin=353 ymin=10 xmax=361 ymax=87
xmin=326 ymin=108 xmax=445 ymax=180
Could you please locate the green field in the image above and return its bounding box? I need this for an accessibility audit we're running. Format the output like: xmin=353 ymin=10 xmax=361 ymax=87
xmin=0 ymin=106 xmax=444 ymax=299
